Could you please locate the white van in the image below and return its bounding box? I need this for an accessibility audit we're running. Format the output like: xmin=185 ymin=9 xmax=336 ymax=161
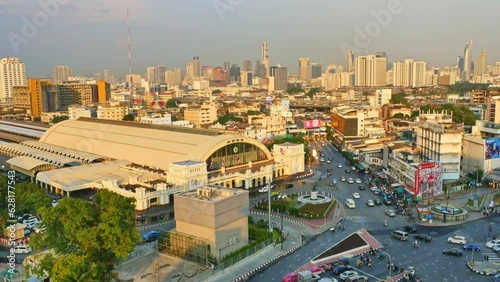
xmin=391 ymin=230 xmax=409 ymax=241
xmin=345 ymin=199 xmax=356 ymax=209
xmin=14 ymin=245 xmax=32 ymax=254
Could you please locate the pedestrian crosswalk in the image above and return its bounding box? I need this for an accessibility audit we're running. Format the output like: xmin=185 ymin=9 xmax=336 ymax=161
xmin=344 ymin=215 xmax=367 ymax=222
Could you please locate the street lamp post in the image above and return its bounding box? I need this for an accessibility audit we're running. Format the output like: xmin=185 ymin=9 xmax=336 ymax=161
xmin=268 ymin=164 xmax=274 ymax=233
xmin=378 ymin=250 xmax=392 ymax=280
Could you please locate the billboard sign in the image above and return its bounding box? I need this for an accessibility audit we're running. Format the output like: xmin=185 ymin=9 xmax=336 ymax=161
xmin=265 ymin=96 xmax=273 ymax=105
xmin=485 ymin=137 xmax=500 ymax=160
xmin=414 ymin=162 xmax=443 ymax=197
xmin=304 ymin=119 xmax=321 ymax=129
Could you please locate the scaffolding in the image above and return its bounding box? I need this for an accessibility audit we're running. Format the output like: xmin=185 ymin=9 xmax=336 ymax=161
xmin=159 ymin=231 xmax=211 ymax=266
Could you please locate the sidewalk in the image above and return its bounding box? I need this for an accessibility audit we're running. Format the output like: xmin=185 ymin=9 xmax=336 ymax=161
xmin=416 ymin=187 xmax=498 ymax=227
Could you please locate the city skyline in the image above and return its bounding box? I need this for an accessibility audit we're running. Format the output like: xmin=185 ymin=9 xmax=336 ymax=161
xmin=1 ymin=0 xmax=499 ymax=78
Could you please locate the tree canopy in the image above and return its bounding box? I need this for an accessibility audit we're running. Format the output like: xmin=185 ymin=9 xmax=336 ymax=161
xmin=389 ymin=94 xmax=409 ymax=106
xmin=246 ymin=110 xmax=261 ymax=116
xmin=212 ymin=89 xmax=222 ymax=95
xmin=447 ymin=82 xmax=489 ymax=94
xmin=417 ymin=104 xmax=477 ymax=125
xmin=122 ymin=114 xmax=135 ymax=121
xmin=14 ymin=182 xmax=52 ymax=215
xmin=286 ymin=87 xmax=304 ymax=94
xmin=306 ymin=88 xmax=319 ymax=99
xmin=217 ymin=114 xmax=243 ymax=124
xmin=29 ymin=189 xmax=141 ymax=281
xmin=166 ymin=99 xmax=177 ymax=108
xmin=51 ymin=116 xmax=69 ymax=124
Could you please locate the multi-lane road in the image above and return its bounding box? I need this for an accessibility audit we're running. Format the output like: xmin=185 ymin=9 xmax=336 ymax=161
xmin=249 ymin=140 xmax=496 ymax=282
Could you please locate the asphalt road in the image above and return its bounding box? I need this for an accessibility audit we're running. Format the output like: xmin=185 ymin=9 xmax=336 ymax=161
xmin=249 ymin=140 xmax=496 ymax=282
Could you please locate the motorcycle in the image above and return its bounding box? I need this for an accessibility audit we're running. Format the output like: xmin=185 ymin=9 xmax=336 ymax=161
xmin=383 ymin=220 xmax=387 ymax=226
xmin=330 ymin=226 xmax=335 ymax=232
xmin=413 ymin=241 xmax=419 ymax=248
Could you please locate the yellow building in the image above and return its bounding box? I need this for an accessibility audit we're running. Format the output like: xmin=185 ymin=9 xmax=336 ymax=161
xmin=12 ymin=78 xmax=53 ymax=118
xmin=97 ymin=80 xmax=111 ymax=102
xmin=97 ymin=101 xmax=129 ymax=121
xmin=183 ymin=103 xmax=217 ymax=128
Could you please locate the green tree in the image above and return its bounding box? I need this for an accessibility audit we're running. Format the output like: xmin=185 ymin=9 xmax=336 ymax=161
xmin=217 ymin=114 xmax=243 ymax=124
xmin=306 ymin=88 xmax=319 ymax=99
xmin=51 ymin=116 xmax=69 ymax=124
xmin=389 ymin=94 xmax=409 ymax=106
xmin=166 ymin=99 xmax=177 ymax=108
xmin=14 ymin=182 xmax=51 ymax=215
xmin=122 ymin=114 xmax=135 ymax=121
xmin=247 ymin=110 xmax=261 ymax=115
xmin=31 ymin=190 xmax=141 ymax=280
xmin=286 ymin=87 xmax=304 ymax=94
xmin=392 ymin=113 xmax=406 ymax=119
xmin=411 ymin=110 xmax=420 ymax=118
xmin=420 ymin=104 xmax=432 ymax=112
xmin=212 ymin=89 xmax=222 ymax=95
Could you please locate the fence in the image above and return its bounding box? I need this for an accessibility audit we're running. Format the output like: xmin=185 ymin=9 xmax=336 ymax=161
xmin=217 ymin=237 xmax=274 ymax=270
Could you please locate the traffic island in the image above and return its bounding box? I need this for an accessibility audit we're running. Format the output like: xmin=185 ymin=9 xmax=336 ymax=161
xmin=465 ymin=260 xmax=500 ymax=275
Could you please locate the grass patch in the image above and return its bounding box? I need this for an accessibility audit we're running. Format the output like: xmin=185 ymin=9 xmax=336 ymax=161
xmin=255 ymin=197 xmax=300 ymax=213
xmin=466 ymin=194 xmax=485 ymax=207
xmin=296 ymin=201 xmax=335 ymax=218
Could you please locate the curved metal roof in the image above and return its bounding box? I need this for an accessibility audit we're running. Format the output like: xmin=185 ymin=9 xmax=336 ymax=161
xmin=38 ymin=118 xmax=273 ymax=170
xmin=7 ymin=156 xmax=56 ymax=171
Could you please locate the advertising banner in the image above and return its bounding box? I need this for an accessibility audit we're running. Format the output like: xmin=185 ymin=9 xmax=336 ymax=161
xmin=414 ymin=162 xmax=444 ymax=197
xmin=485 ymin=137 xmax=500 ymax=160
xmin=304 ymin=119 xmax=321 ymax=129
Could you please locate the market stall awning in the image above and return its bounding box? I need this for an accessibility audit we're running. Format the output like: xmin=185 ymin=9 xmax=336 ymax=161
xmin=355 ymin=163 xmax=365 ymax=171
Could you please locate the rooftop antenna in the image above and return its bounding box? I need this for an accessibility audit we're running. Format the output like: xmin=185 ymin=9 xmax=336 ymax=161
xmin=127 ymin=9 xmax=134 ymax=105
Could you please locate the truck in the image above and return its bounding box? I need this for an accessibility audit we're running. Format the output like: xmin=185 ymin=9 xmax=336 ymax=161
xmin=298 ymin=270 xmax=320 ymax=282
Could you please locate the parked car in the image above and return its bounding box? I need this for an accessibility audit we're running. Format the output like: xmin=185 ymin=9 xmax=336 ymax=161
xmin=352 ymin=193 xmax=360 ymax=199
xmin=463 ymin=244 xmax=481 ymax=251
xmin=413 ymin=234 xmax=432 ymax=242
xmin=13 ymin=245 xmax=32 ymax=254
xmin=327 ymin=168 xmax=332 ymax=172
xmin=339 ymin=270 xmax=359 ymax=281
xmin=285 ymin=184 xmax=294 ymax=189
xmin=355 ymin=178 xmax=362 ymax=184
xmin=358 ymin=185 xmax=365 ymax=190
xmin=341 ymin=177 xmax=346 ymax=182
xmin=347 ymin=178 xmax=354 ymax=184
xmin=309 ymin=267 xmax=325 ymax=275
xmin=333 ymin=265 xmax=352 ymax=275
xmin=385 ymin=210 xmax=396 ymax=217
xmin=493 ymin=245 xmax=500 ymax=252
xmin=17 ymin=214 xmax=32 ymax=222
xmin=346 ymin=276 xmax=368 ymax=282
xmin=34 ymin=225 xmax=46 ymax=234
xmin=443 ymin=248 xmax=463 ymax=256
xmin=351 ymin=166 xmax=356 ymax=171
xmin=403 ymin=225 xmax=417 ymax=233
xmin=23 ymin=228 xmax=31 ymax=236
xmin=366 ymin=200 xmax=374 ymax=207
xmin=327 ymin=160 xmax=331 ymax=164
xmin=448 ymin=236 xmax=467 ymax=245
xmin=373 ymin=189 xmax=381 ymax=195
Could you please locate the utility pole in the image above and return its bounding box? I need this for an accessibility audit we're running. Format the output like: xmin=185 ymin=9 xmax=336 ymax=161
xmin=268 ymin=164 xmax=274 ymax=233
xmin=156 ymin=261 xmax=160 ymax=282
xmin=280 ymin=211 xmax=284 ymax=251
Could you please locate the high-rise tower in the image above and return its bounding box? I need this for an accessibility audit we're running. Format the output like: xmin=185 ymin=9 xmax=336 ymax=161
xmin=474 ymin=50 xmax=488 ymax=76
xmin=463 ymin=40 xmax=472 ymax=81
xmin=262 ymin=41 xmax=269 ymax=77
xmin=0 ymin=57 xmax=27 ymax=107
xmin=347 ymin=49 xmax=354 ymax=72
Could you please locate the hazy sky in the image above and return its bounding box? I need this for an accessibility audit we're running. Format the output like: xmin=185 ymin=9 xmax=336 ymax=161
xmin=1 ymin=0 xmax=499 ymax=79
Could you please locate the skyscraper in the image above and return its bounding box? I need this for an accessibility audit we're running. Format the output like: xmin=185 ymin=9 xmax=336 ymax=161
xmin=254 ymin=60 xmax=266 ymax=78
xmin=103 ymin=70 xmax=110 ymax=83
xmin=53 ymin=65 xmax=72 ymax=83
xmin=347 ymin=49 xmax=354 ymax=72
xmin=0 ymin=57 xmax=27 ymax=107
xmin=243 ymin=60 xmax=252 ymax=72
xmin=457 ymin=56 xmax=464 ymax=72
xmin=229 ymin=64 xmax=241 ymax=84
xmin=262 ymin=41 xmax=269 ymax=77
xmin=355 ymin=55 xmax=386 ymax=87
xmin=270 ymin=65 xmax=287 ymax=91
xmin=299 ymin=58 xmax=310 ymax=81
xmin=146 ymin=67 xmax=156 ymax=82
xmin=311 ymin=63 xmax=322 ymax=79
xmin=412 ymin=61 xmax=427 ymax=87
xmin=393 ymin=59 xmax=426 ymax=87
xmin=187 ymin=57 xmax=201 ymax=78
xmin=463 ymin=40 xmax=473 ymax=81
xmin=474 ymin=50 xmax=488 ymax=76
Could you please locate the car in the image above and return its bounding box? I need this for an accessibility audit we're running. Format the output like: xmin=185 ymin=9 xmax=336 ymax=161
xmin=345 ymin=169 xmax=351 ymax=173
xmin=443 ymin=248 xmax=463 ymax=256
xmin=347 ymin=178 xmax=354 ymax=184
xmin=333 ymin=265 xmax=352 ymax=275
xmin=358 ymin=185 xmax=365 ymax=190
xmin=285 ymin=184 xmax=294 ymax=189
xmin=493 ymin=245 xmax=500 ymax=252
xmin=403 ymin=225 xmax=417 ymax=233
xmin=448 ymin=236 xmax=467 ymax=245
xmin=309 ymin=267 xmax=324 ymax=275
xmin=143 ymin=230 xmax=161 ymax=242
xmin=282 ymin=273 xmax=298 ymax=282
xmin=13 ymin=245 xmax=31 ymax=254
xmin=346 ymin=276 xmax=368 ymax=282
xmin=338 ymin=164 xmax=343 ymax=168
xmin=333 ymin=179 xmax=338 ymax=184
xmin=27 ymin=221 xmax=42 ymax=229
xmin=22 ymin=217 xmax=37 ymax=225
xmin=319 ymin=278 xmax=338 ymax=282
xmin=341 ymin=177 xmax=346 ymax=182
xmin=463 ymin=244 xmax=481 ymax=251
xmin=370 ymin=186 xmax=378 ymax=191
xmin=487 ymin=240 xmax=500 ymax=248
xmin=339 ymin=270 xmax=359 ymax=281
xmin=352 ymin=193 xmax=360 ymax=199
xmin=413 ymin=234 xmax=432 ymax=242
xmin=374 ymin=199 xmax=382 ymax=205
xmin=320 ymin=158 xmax=325 ymax=162
xmin=327 ymin=160 xmax=331 ymax=164
xmin=327 ymin=168 xmax=332 ymax=172
xmin=373 ymin=189 xmax=381 ymax=195
xmin=355 ymin=178 xmax=362 ymax=184
xmin=17 ymin=214 xmax=32 ymax=222
xmin=351 ymin=166 xmax=356 ymax=171
xmin=366 ymin=200 xmax=374 ymax=207
xmin=258 ymin=185 xmax=273 ymax=193
xmin=383 ymin=198 xmax=392 ymax=205
xmin=385 ymin=210 xmax=396 ymax=217
xmin=23 ymin=228 xmax=31 ymax=236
